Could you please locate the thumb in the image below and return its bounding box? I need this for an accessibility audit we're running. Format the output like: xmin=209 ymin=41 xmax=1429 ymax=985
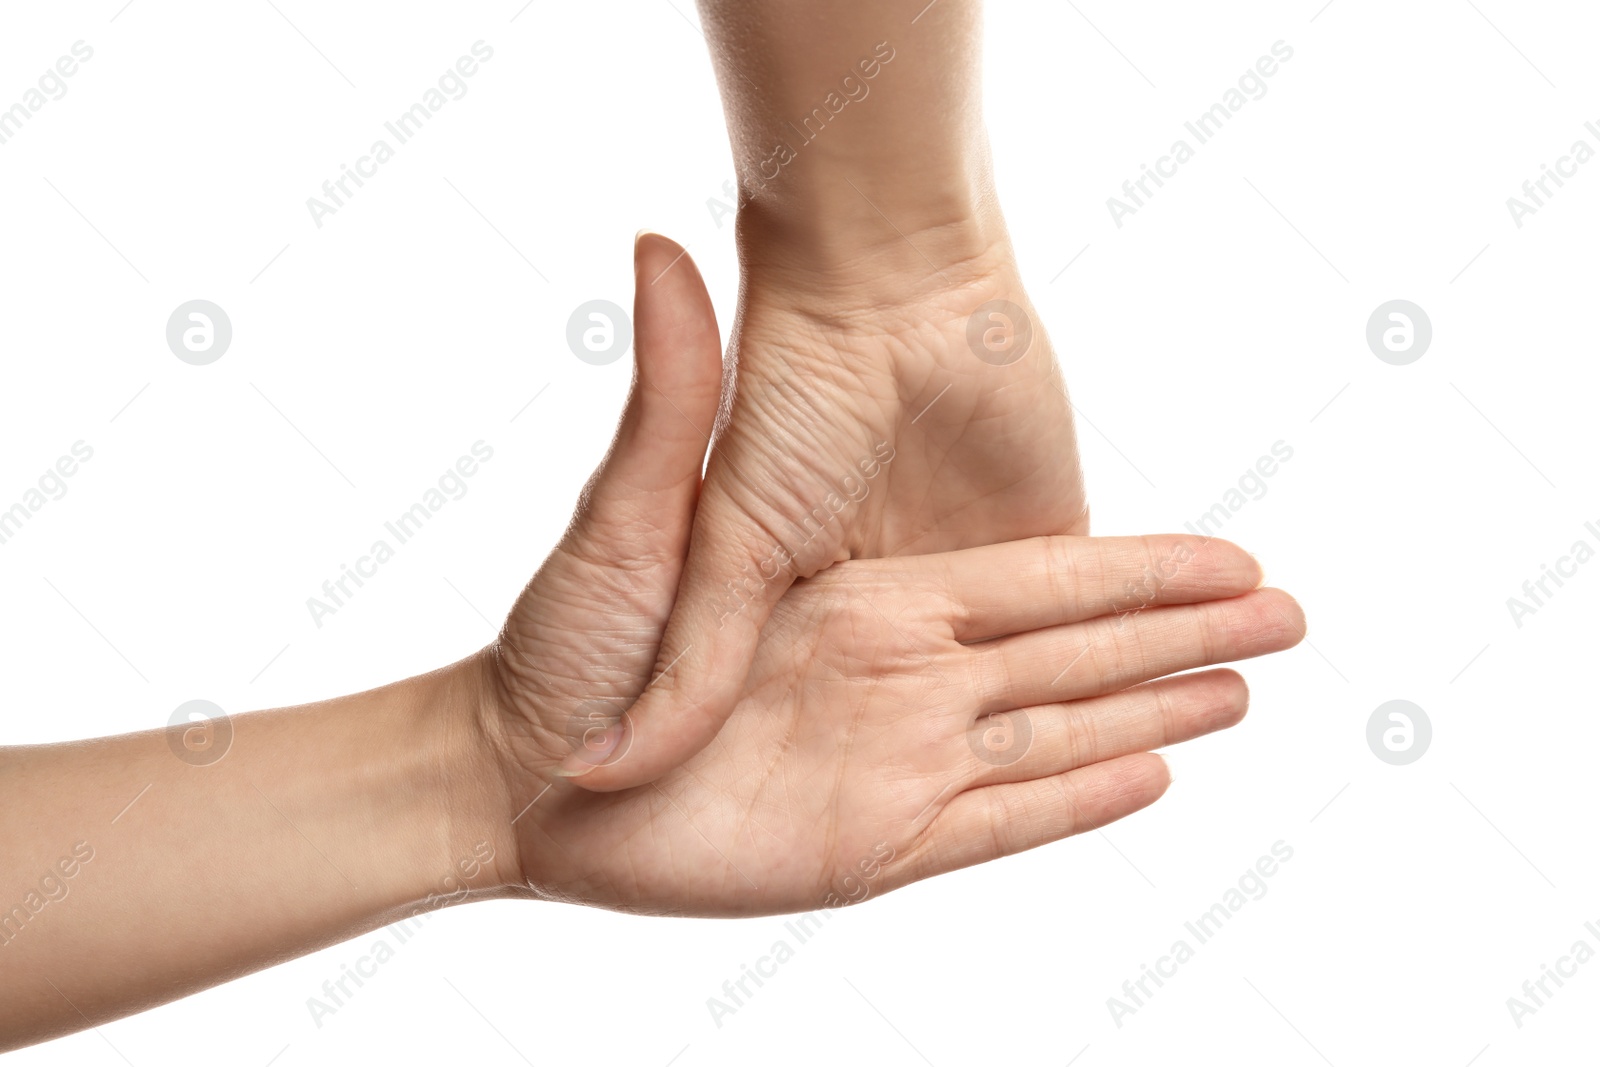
xmin=558 ymin=463 xmax=797 ymax=789
xmin=560 ymin=308 xmax=812 ymax=793
xmin=562 ymin=231 xmax=722 ymax=563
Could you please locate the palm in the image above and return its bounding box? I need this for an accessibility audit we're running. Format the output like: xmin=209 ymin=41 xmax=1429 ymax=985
xmin=496 ymin=537 xmax=1300 ymax=917
xmin=576 ymin=264 xmax=1098 ymax=790
xmin=508 ymin=561 xmax=963 ymax=915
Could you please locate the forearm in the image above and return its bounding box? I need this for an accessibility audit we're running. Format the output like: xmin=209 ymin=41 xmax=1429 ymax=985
xmin=0 ymin=661 xmax=516 ymax=1051
xmin=697 ymin=0 xmax=1010 ymax=282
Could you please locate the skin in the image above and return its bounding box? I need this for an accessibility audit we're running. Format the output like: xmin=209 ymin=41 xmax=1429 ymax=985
xmin=0 ymin=236 xmax=1304 ymax=1050
xmin=493 ymin=236 xmax=1304 ymax=913
xmin=497 ymin=530 xmax=1301 ymax=916
xmin=570 ymin=0 xmax=1099 ymax=789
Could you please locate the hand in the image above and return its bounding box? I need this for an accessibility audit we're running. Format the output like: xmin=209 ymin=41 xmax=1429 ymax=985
xmin=477 ymin=233 xmax=1305 ymax=914
xmin=0 ymin=232 xmax=1301 ymax=1050
xmin=485 ymin=534 xmax=1300 ymax=915
xmin=567 ymin=226 xmax=1095 ymax=788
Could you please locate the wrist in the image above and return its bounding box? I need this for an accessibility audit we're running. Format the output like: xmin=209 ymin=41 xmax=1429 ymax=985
xmin=365 ymin=661 xmax=525 ymax=914
xmin=733 ymin=168 xmax=1018 ymax=307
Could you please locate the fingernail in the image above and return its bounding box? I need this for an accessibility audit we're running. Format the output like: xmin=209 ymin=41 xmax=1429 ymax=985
xmin=556 ymin=719 xmax=624 ymax=777
xmin=1157 ymin=752 xmax=1177 ymax=785
xmin=1250 ymin=553 xmax=1267 ymax=588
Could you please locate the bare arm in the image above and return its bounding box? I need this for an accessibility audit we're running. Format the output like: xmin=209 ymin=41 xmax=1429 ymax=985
xmin=0 ymin=236 xmax=1302 ymax=1054
xmin=697 ymin=0 xmax=1008 ymax=287
xmin=0 ymin=666 xmax=512 ymax=1050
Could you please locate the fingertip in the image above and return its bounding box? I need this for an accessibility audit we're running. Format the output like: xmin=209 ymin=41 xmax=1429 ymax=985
xmin=1102 ymin=751 xmax=1174 ymax=818
xmin=1254 ymin=587 xmax=1307 ymax=644
xmin=633 ymin=229 xmax=689 ymax=283
xmin=1192 ymin=535 xmax=1264 ymax=591
xmin=1147 ymin=535 xmax=1264 ymax=601
xmin=560 ymin=751 xmax=636 ymax=792
xmin=570 ymin=589 xmax=773 ymax=792
xmin=1210 ymin=667 xmax=1251 ymax=726
xmin=555 ymin=717 xmax=627 ymax=781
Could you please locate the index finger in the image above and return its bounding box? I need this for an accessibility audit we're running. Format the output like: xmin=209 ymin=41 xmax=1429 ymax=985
xmin=929 ymin=534 xmax=1265 ymax=643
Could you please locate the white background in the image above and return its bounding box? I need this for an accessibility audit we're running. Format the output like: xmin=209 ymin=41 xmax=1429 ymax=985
xmin=3 ymin=1 xmax=1597 ymax=1064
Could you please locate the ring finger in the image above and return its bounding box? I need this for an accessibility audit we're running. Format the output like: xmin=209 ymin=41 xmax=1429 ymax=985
xmin=964 ymin=668 xmax=1250 ymax=785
